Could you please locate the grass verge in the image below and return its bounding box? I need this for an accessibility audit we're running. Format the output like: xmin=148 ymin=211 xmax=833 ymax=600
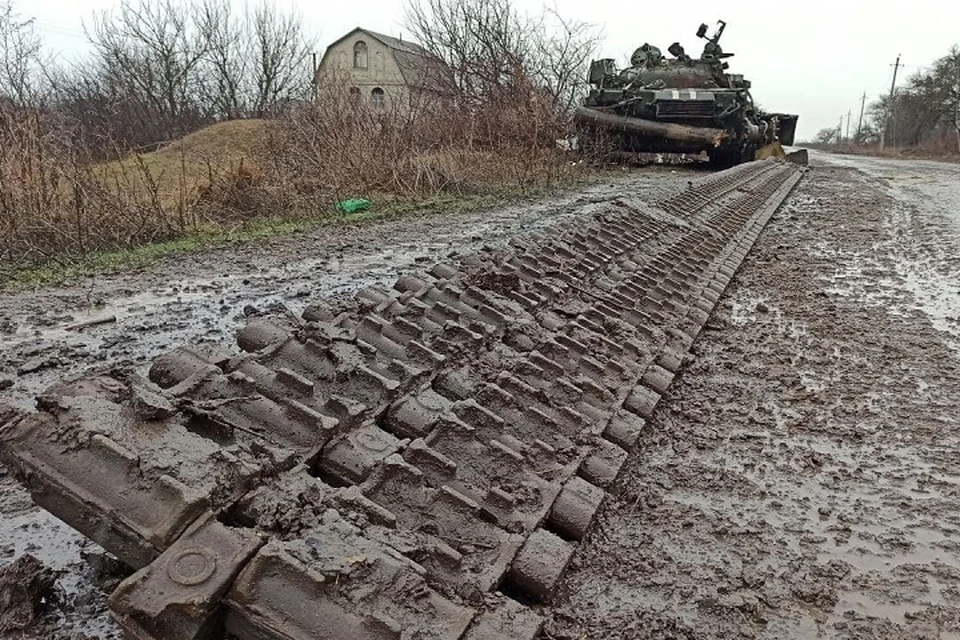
xmin=0 ymin=172 xmax=604 ymax=291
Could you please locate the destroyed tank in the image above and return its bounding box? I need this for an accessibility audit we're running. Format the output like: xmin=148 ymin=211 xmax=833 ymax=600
xmin=575 ymin=21 xmax=798 ymax=167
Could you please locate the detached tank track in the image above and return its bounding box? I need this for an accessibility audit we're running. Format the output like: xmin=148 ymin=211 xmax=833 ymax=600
xmin=0 ymin=160 xmax=804 ymax=640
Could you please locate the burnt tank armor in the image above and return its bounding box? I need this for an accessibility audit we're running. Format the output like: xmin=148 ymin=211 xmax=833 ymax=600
xmin=578 ymin=21 xmax=798 ymax=167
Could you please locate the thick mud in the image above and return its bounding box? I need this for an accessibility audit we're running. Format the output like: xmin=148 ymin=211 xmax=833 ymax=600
xmin=549 ymin=155 xmax=960 ymax=639
xmin=0 ymin=168 xmax=695 ymax=638
xmin=0 ymin=555 xmax=61 ymax=632
xmin=3 ymin=154 xmax=959 ymax=638
xmin=0 ymin=170 xmax=693 ymax=411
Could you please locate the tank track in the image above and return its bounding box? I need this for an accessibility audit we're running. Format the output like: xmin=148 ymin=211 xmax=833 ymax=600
xmin=0 ymin=160 xmax=804 ymax=640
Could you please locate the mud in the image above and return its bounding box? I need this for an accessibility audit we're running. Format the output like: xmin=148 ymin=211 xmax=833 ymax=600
xmin=0 ymin=168 xmax=696 ymax=638
xmin=2 ymin=152 xmax=958 ymax=639
xmin=0 ymin=170 xmax=693 ymax=411
xmin=1 ymin=161 xmax=798 ymax=638
xmin=0 ymin=554 xmax=61 ymax=632
xmin=549 ymin=154 xmax=960 ymax=639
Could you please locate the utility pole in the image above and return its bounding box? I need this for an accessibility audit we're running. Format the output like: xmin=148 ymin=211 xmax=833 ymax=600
xmin=955 ymin=57 xmax=960 ymax=152
xmin=846 ymin=110 xmax=852 ymax=141
xmin=856 ymin=91 xmax=867 ymax=143
xmin=880 ymin=54 xmax=901 ymax=151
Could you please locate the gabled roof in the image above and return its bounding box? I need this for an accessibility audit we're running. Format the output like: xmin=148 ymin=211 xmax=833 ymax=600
xmin=362 ymin=28 xmax=432 ymax=58
xmin=318 ymin=27 xmax=456 ymax=94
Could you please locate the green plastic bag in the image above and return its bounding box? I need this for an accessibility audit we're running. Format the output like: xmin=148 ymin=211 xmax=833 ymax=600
xmin=336 ymin=198 xmax=371 ymax=213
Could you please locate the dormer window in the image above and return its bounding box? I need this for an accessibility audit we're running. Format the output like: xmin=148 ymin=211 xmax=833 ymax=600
xmin=353 ymin=41 xmax=368 ymax=69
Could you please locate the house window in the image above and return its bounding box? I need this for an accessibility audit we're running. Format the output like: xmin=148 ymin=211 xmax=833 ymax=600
xmin=353 ymin=41 xmax=368 ymax=69
xmin=371 ymin=87 xmax=385 ymax=109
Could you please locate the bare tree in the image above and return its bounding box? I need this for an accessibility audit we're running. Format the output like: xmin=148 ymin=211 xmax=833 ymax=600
xmin=0 ymin=0 xmax=44 ymax=105
xmin=87 ymin=0 xmax=214 ymax=141
xmin=198 ymin=0 xmax=247 ymax=119
xmin=56 ymin=0 xmax=315 ymax=150
xmin=528 ymin=8 xmax=601 ymax=112
xmin=198 ymin=1 xmax=314 ymax=119
xmin=865 ymin=46 xmax=960 ymax=152
xmin=404 ymin=0 xmax=598 ymax=113
xmin=813 ymin=127 xmax=838 ymax=145
xmin=405 ymin=0 xmax=528 ymax=104
xmin=248 ymin=3 xmax=314 ymax=116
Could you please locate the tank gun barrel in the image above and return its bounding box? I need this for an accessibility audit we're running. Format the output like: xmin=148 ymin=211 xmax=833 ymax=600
xmin=574 ymin=106 xmax=726 ymax=146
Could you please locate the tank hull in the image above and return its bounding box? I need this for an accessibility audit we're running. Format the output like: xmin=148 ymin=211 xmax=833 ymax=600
xmin=581 ymin=23 xmax=798 ymax=166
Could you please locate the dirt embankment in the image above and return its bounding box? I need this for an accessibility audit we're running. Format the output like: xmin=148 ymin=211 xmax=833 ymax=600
xmin=549 ymin=160 xmax=960 ymax=639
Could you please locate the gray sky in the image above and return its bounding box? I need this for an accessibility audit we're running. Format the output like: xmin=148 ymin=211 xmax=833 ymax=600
xmin=26 ymin=0 xmax=960 ymax=141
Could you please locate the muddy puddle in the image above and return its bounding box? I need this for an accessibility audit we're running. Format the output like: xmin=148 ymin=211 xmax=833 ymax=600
xmin=0 ymin=169 xmax=697 ymax=412
xmin=811 ymin=151 xmax=960 ymax=350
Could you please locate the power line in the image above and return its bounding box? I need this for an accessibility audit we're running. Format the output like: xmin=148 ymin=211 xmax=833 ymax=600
xmin=33 ymin=22 xmax=88 ymax=41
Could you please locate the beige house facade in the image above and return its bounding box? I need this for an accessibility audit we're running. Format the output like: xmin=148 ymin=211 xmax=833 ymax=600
xmin=315 ymin=28 xmax=454 ymax=110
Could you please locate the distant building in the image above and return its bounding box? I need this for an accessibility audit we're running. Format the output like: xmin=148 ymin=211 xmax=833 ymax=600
xmin=315 ymin=27 xmax=455 ymax=110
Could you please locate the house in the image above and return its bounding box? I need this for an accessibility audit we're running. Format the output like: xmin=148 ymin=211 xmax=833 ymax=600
xmin=315 ymin=27 xmax=455 ymax=110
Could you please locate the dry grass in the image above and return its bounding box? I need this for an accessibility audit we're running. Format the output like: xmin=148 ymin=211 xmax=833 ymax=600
xmin=96 ymin=119 xmax=278 ymax=210
xmin=0 ymin=91 xmax=585 ymax=275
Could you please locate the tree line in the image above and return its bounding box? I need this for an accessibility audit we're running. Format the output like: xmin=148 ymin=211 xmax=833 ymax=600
xmin=815 ymin=47 xmax=960 ymax=153
xmin=0 ymin=0 xmax=315 ymax=153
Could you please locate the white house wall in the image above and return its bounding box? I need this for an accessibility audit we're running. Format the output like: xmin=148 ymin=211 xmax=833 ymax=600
xmin=320 ymin=33 xmax=410 ymax=110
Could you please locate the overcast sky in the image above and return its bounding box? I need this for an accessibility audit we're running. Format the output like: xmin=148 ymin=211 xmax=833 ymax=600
xmin=25 ymin=0 xmax=960 ymax=141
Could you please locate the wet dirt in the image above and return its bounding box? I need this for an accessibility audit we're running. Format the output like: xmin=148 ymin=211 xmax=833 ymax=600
xmin=0 ymin=554 xmax=61 ymax=633
xmin=548 ymin=153 xmax=960 ymax=639
xmin=4 ymin=153 xmax=960 ymax=639
xmin=0 ymin=168 xmax=696 ymax=638
xmin=0 ymin=170 xmax=695 ymax=411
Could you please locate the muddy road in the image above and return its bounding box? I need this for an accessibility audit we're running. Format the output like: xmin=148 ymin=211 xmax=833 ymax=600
xmin=551 ymin=152 xmax=960 ymax=639
xmin=0 ymin=171 xmax=692 ymax=411
xmin=2 ymin=153 xmax=960 ymax=638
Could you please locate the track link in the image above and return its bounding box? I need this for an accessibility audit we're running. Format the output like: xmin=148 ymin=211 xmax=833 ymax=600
xmin=0 ymin=160 xmax=805 ymax=640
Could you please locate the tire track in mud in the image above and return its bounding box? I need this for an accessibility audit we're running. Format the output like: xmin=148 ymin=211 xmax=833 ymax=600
xmin=0 ymin=161 xmax=804 ymax=639
xmin=548 ymin=162 xmax=960 ymax=640
xmin=0 ymin=169 xmax=696 ymax=412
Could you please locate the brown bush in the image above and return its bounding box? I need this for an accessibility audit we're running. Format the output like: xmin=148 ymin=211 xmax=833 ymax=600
xmin=0 ymin=83 xmax=581 ymax=269
xmin=0 ymin=106 xmax=172 ymax=263
xmin=277 ymin=76 xmax=572 ymax=201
